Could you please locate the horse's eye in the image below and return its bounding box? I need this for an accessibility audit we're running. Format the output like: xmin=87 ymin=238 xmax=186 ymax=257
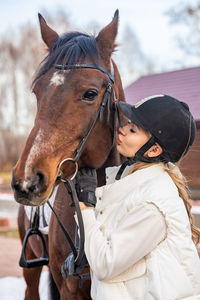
xmin=82 ymin=90 xmax=98 ymax=101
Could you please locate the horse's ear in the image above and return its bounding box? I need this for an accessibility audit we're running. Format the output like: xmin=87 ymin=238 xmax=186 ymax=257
xmin=38 ymin=13 xmax=59 ymax=48
xmin=96 ymin=10 xmax=119 ymax=63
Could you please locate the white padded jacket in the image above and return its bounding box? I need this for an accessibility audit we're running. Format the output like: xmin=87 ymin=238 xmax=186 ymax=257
xmin=80 ymin=164 xmax=200 ymax=300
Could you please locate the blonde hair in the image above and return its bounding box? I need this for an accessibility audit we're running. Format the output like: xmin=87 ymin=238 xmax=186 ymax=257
xmin=130 ymin=161 xmax=200 ymax=246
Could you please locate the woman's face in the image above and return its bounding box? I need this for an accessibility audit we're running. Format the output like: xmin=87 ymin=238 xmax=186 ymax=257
xmin=116 ymin=121 xmax=150 ymax=157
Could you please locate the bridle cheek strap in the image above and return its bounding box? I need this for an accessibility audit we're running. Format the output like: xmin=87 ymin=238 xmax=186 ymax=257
xmin=55 ymin=61 xmax=122 ymax=164
xmin=73 ymin=82 xmax=113 ymax=163
xmin=50 ymin=61 xmax=122 ymax=283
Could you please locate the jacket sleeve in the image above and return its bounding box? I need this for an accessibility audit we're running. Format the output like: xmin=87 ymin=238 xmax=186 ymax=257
xmin=80 ymin=202 xmax=166 ymax=281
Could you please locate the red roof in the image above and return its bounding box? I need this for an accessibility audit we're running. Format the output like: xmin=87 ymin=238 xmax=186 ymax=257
xmin=124 ymin=66 xmax=200 ymax=121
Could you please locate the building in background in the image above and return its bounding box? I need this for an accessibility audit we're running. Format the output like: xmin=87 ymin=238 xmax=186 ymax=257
xmin=124 ymin=66 xmax=200 ymax=200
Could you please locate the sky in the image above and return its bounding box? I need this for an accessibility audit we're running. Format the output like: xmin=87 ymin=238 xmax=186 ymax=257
xmin=1 ymin=0 xmax=198 ymax=76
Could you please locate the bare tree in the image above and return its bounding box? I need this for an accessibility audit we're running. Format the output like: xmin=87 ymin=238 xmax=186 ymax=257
xmin=0 ymin=10 xmax=71 ymax=131
xmin=0 ymin=10 xmax=71 ymax=170
xmin=0 ymin=10 xmax=157 ymax=170
xmin=0 ymin=39 xmax=20 ymax=131
xmin=42 ymin=9 xmax=71 ymax=34
xmin=114 ymin=25 xmax=155 ymax=86
xmin=167 ymin=1 xmax=200 ymax=61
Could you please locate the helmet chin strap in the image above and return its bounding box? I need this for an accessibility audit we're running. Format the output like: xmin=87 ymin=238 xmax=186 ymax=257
xmin=115 ymin=136 xmax=166 ymax=180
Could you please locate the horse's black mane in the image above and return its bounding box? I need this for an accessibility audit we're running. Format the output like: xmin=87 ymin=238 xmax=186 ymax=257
xmin=33 ymin=32 xmax=99 ymax=84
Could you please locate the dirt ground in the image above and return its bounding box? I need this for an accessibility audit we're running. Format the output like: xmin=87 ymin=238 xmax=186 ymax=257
xmin=0 ymin=201 xmax=200 ymax=280
xmin=0 ymin=234 xmax=23 ymax=278
xmin=0 ymin=222 xmax=48 ymax=280
xmin=0 ymin=190 xmax=23 ymax=278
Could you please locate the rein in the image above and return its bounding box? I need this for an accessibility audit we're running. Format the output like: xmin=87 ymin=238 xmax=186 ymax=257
xmin=51 ymin=61 xmax=122 ymax=282
xmin=20 ymin=61 xmax=122 ymax=284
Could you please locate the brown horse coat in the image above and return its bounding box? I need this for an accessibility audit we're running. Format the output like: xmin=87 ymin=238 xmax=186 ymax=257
xmin=12 ymin=10 xmax=126 ymax=300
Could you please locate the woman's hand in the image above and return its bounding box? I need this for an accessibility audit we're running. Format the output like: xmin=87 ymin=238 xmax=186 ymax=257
xmin=75 ymin=168 xmax=97 ymax=207
xmin=79 ymin=202 xmax=93 ymax=210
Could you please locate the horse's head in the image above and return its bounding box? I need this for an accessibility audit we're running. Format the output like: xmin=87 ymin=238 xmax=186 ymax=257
xmin=12 ymin=10 xmax=125 ymax=206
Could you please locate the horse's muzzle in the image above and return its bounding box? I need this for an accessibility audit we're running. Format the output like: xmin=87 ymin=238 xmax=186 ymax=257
xmin=11 ymin=169 xmax=48 ymax=206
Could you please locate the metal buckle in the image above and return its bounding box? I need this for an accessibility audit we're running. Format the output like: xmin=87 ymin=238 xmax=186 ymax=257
xmin=58 ymin=158 xmax=79 ymax=181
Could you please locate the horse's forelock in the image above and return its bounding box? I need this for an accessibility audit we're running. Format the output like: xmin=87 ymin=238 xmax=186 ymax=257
xmin=33 ymin=32 xmax=99 ymax=85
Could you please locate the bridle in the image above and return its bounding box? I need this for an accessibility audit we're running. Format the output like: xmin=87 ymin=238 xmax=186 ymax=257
xmin=55 ymin=61 xmax=122 ymax=166
xmin=47 ymin=61 xmax=122 ymax=283
xmin=19 ymin=60 xmax=122 ymax=282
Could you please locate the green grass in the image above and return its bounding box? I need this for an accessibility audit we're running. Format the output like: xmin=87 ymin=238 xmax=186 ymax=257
xmin=0 ymin=228 xmax=19 ymax=239
xmin=0 ymin=172 xmax=12 ymax=188
xmin=0 ymin=172 xmax=11 ymax=179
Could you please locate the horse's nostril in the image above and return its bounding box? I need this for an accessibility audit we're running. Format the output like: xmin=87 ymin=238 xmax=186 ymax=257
xmin=12 ymin=169 xmax=47 ymax=197
xmin=35 ymin=171 xmax=46 ymax=194
xmin=26 ymin=171 xmax=46 ymax=195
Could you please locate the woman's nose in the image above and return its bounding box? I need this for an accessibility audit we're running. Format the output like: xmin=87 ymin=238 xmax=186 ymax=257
xmin=119 ymin=126 xmax=126 ymax=135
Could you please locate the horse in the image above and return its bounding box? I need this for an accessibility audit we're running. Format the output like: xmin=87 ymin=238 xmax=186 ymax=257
xmin=12 ymin=10 xmax=126 ymax=300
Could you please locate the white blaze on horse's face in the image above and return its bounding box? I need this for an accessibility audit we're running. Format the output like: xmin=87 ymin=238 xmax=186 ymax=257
xmin=50 ymin=71 xmax=65 ymax=86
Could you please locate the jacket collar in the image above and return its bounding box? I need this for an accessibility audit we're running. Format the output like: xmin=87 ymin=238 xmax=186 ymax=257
xmin=96 ymin=163 xmax=165 ymax=206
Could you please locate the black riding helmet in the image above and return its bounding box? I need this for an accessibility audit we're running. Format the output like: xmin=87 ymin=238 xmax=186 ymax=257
xmin=116 ymin=94 xmax=196 ymax=180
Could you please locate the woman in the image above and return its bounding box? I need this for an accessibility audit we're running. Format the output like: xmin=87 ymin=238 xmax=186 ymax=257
xmin=75 ymin=94 xmax=200 ymax=300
